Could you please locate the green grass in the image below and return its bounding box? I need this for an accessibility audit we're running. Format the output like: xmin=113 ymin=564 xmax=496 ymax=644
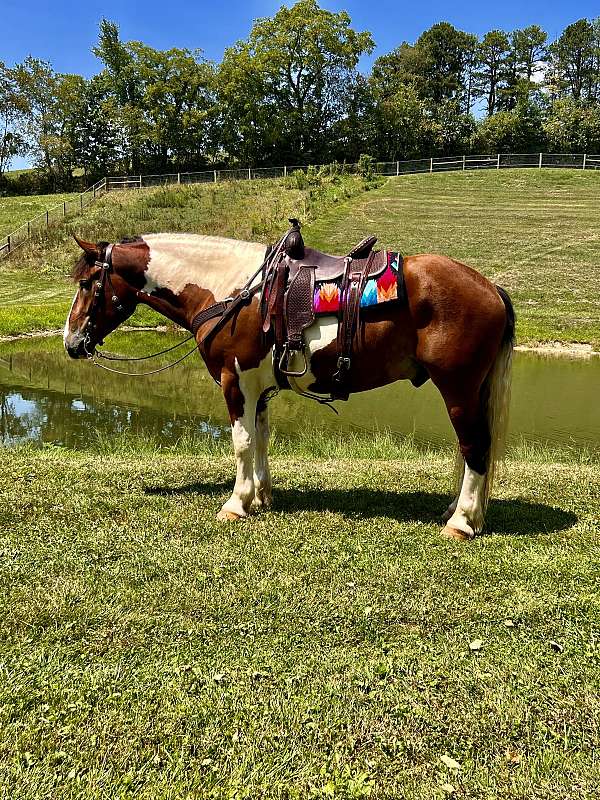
xmin=0 ymin=444 xmax=598 ymax=798
xmin=0 ymin=173 xmax=377 ymax=336
xmin=306 ymin=169 xmax=600 ymax=349
xmin=0 ymin=192 xmax=78 ymax=238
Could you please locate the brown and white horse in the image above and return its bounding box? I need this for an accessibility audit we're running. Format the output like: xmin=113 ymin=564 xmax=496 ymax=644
xmin=64 ymin=232 xmax=515 ymax=540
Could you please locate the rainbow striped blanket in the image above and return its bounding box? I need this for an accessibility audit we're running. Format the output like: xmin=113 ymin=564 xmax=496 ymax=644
xmin=313 ymin=252 xmax=403 ymax=315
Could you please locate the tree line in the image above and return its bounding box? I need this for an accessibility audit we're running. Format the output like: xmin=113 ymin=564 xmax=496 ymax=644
xmin=1 ymin=1 xmax=600 ymax=193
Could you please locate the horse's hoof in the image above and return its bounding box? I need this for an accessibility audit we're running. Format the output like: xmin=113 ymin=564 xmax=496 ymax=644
xmin=217 ymin=509 xmax=242 ymax=522
xmin=441 ymin=525 xmax=473 ymax=542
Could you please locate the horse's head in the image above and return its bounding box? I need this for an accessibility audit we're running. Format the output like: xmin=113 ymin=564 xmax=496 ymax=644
xmin=64 ymin=236 xmax=138 ymax=359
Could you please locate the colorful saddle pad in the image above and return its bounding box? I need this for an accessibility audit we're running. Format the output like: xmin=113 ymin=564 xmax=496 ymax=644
xmin=313 ymin=252 xmax=403 ymax=315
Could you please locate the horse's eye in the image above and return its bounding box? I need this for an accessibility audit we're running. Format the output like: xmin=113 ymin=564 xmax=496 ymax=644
xmin=79 ymin=279 xmax=92 ymax=290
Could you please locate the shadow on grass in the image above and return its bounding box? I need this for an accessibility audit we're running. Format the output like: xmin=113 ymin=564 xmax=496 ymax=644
xmin=145 ymin=482 xmax=577 ymax=536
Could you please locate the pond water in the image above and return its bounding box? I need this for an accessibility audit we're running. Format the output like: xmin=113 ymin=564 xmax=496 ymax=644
xmin=0 ymin=333 xmax=598 ymax=452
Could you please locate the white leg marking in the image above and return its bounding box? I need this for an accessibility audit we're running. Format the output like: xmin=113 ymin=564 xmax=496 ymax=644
xmin=252 ymin=405 xmax=272 ymax=510
xmin=220 ymin=354 xmax=274 ymax=518
xmin=446 ymin=465 xmax=486 ymax=537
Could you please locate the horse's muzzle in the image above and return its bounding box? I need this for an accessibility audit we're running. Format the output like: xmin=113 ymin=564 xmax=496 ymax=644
xmin=65 ymin=334 xmax=92 ymax=359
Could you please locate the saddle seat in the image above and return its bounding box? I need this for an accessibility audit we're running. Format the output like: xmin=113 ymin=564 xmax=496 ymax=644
xmin=283 ymin=231 xmax=386 ymax=281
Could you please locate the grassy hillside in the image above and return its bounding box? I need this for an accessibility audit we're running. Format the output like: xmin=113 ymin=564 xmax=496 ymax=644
xmin=0 ymin=443 xmax=598 ymax=799
xmin=0 ymin=173 xmax=376 ymax=335
xmin=306 ymin=169 xmax=600 ymax=348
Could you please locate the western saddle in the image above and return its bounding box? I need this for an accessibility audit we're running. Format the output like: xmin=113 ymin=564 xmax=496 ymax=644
xmin=262 ymin=219 xmax=388 ymax=401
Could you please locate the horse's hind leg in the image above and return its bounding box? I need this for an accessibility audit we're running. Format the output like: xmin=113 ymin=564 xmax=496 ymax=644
xmin=431 ymin=373 xmax=491 ymax=540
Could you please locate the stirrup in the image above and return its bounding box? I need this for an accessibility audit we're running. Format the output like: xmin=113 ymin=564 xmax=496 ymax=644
xmin=278 ymin=343 xmax=308 ymax=377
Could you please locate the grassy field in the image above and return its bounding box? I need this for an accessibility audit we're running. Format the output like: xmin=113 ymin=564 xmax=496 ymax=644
xmin=307 ymin=169 xmax=600 ymax=348
xmin=0 ymin=192 xmax=78 ymax=239
xmin=0 ymin=441 xmax=598 ymax=799
xmin=0 ymin=172 xmax=377 ymax=336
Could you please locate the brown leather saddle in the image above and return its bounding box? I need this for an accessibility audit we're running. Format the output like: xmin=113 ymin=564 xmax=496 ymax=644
xmin=262 ymin=220 xmax=388 ymax=401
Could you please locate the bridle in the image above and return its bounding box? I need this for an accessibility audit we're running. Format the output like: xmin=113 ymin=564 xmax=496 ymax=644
xmin=80 ymin=229 xmax=294 ymax=377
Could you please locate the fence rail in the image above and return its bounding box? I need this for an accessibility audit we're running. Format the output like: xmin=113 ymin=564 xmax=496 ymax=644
xmin=2 ymin=152 xmax=599 ymax=260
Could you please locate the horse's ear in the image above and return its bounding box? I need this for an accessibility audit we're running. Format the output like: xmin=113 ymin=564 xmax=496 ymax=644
xmin=73 ymin=235 xmax=99 ymax=257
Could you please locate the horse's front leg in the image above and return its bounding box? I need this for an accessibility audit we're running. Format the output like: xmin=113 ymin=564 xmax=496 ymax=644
xmin=251 ymin=397 xmax=272 ymax=510
xmin=218 ymin=367 xmax=259 ymax=521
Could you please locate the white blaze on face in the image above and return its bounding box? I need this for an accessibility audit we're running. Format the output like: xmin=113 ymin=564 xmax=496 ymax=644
xmin=63 ymin=289 xmax=79 ymax=348
xmin=141 ymin=233 xmax=266 ymax=299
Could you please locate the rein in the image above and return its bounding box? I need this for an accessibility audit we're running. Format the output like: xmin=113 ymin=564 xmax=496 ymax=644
xmin=83 ymin=234 xmax=288 ymax=377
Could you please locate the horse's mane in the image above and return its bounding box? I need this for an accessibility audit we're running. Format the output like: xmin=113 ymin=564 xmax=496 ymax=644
xmin=71 ymin=236 xmax=143 ymax=280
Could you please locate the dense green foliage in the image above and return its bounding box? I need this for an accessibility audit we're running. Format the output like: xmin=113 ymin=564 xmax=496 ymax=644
xmin=2 ymin=4 xmax=600 ymax=192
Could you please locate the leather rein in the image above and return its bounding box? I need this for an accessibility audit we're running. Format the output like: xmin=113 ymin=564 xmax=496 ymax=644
xmin=84 ymin=234 xmax=289 ymax=377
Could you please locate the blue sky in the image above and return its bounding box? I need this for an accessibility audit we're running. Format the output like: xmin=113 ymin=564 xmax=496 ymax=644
xmin=4 ymin=0 xmax=599 ymax=168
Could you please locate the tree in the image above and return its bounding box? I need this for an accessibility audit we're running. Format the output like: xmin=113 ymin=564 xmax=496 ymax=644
xmin=216 ymin=0 xmax=373 ymax=164
xmin=0 ymin=61 xmax=27 ymax=177
xmin=94 ymin=19 xmax=215 ymax=172
xmin=371 ymin=23 xmax=475 ymax=112
xmin=543 ymin=98 xmax=600 ymax=152
xmin=475 ymin=30 xmax=510 ymax=116
xmin=473 ymin=98 xmax=546 ymax=152
xmin=12 ymin=57 xmax=86 ymax=188
xmin=549 ymin=19 xmax=596 ymax=101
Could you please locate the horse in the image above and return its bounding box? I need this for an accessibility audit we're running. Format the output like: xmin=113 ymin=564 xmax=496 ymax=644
xmin=64 ymin=231 xmax=515 ymax=540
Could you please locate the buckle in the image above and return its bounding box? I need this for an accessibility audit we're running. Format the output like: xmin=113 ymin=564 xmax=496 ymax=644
xmin=337 ymin=356 xmax=351 ymax=371
xmin=239 ymin=288 xmax=251 ymax=300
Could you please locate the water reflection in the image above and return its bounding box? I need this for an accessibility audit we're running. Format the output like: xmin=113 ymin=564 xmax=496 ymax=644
xmin=0 ymin=334 xmax=598 ymax=451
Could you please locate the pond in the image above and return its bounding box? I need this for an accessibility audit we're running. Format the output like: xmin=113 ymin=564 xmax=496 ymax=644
xmin=0 ymin=333 xmax=598 ymax=452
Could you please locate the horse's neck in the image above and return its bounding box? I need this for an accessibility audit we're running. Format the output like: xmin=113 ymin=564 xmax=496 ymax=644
xmin=124 ymin=234 xmax=266 ymax=331
xmin=141 ymin=234 xmax=266 ymax=300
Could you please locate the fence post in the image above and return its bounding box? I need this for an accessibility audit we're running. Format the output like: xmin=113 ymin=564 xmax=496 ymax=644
xmin=396 ymin=160 xmax=400 ymax=176
xmin=539 ymin=153 xmax=543 ymax=169
xmin=139 ymin=175 xmax=142 ymax=188
xmin=28 ymin=221 xmax=30 ymax=236
xmin=462 ymin=154 xmax=466 ymax=171
xmin=284 ymin=165 xmax=287 ymax=178
xmin=46 ymin=210 xmax=49 ymax=226
xmin=430 ymin=157 xmax=433 ymax=173
xmin=177 ymin=173 xmax=181 ymax=184
xmin=248 ymin=167 xmax=251 ymax=180
xmin=63 ymin=201 xmax=67 ymax=216
xmin=497 ymin=153 xmax=500 ymax=169
xmin=80 ymin=194 xmax=83 ymax=210
xmin=213 ymin=170 xmax=217 ymax=183
xmin=7 ymin=235 xmax=10 ymax=254
xmin=583 ymin=153 xmax=587 ymax=170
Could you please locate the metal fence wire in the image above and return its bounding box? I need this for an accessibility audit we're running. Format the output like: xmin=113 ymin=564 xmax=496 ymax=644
xmin=1 ymin=152 xmax=599 ymax=260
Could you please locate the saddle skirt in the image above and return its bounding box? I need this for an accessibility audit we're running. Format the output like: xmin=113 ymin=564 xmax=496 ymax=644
xmin=313 ymin=251 xmax=403 ymax=314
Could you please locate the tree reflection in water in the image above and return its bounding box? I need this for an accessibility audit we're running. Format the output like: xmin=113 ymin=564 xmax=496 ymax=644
xmin=0 ymin=386 xmax=225 ymax=448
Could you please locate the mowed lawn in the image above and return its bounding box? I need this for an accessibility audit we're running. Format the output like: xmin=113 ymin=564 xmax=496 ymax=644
xmin=306 ymin=169 xmax=600 ymax=347
xmin=0 ymin=446 xmax=598 ymax=798
xmin=0 ymin=192 xmax=78 ymax=239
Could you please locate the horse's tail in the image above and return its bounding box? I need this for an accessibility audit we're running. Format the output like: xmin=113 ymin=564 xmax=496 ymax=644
xmin=479 ymin=285 xmax=515 ymax=509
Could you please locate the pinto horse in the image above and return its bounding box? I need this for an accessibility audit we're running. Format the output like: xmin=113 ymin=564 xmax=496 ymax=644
xmin=64 ymin=232 xmax=515 ymax=540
